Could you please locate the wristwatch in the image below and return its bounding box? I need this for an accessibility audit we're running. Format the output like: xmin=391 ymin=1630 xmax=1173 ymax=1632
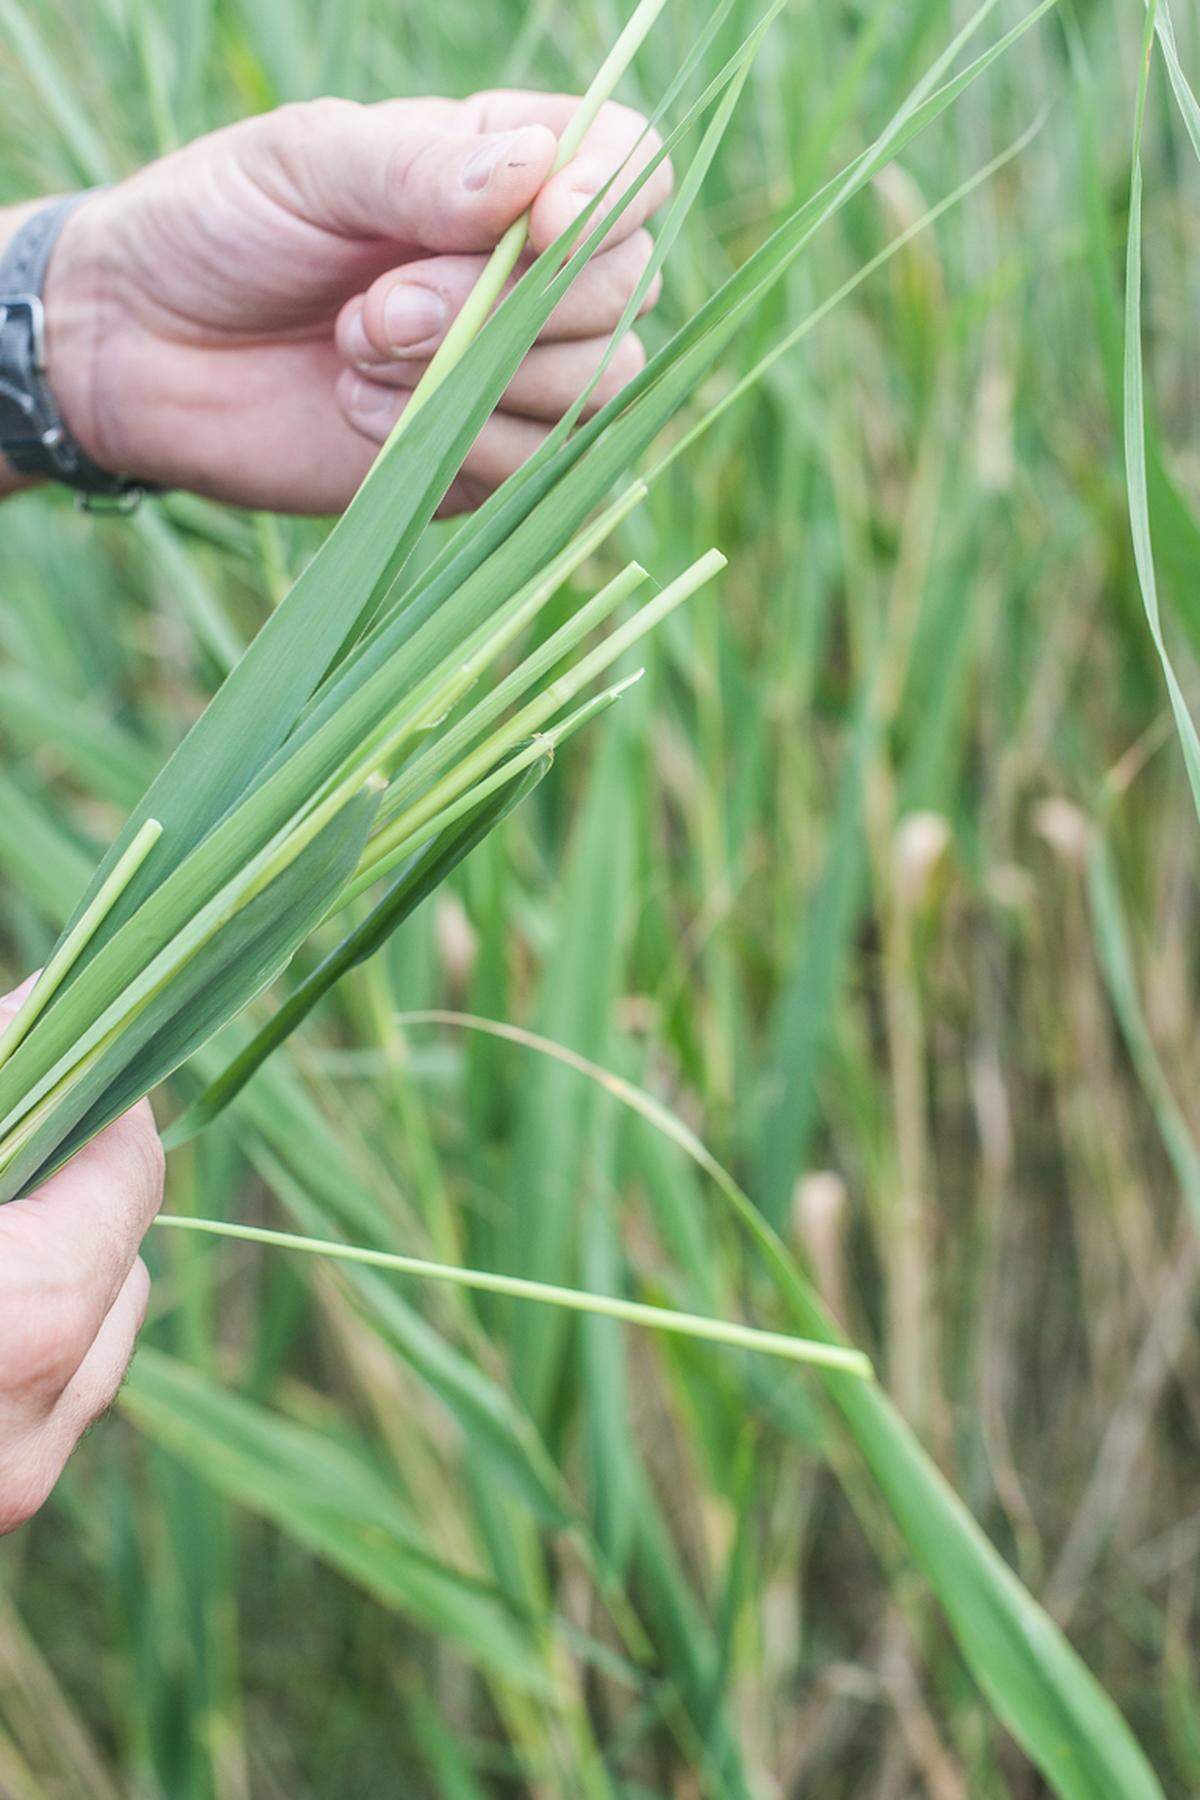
xmin=0 ymin=193 xmax=148 ymax=505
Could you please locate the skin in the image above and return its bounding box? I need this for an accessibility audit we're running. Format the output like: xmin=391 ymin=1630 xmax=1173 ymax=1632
xmin=0 ymin=981 xmax=163 ymax=1535
xmin=0 ymin=91 xmax=671 ymax=512
xmin=0 ymin=91 xmax=671 ymax=1525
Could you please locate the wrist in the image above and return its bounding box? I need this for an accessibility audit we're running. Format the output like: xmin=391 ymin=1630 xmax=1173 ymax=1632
xmin=41 ymin=193 xmax=118 ymax=477
xmin=0 ymin=203 xmax=47 ymax=497
xmin=0 ymin=190 xmax=149 ymax=500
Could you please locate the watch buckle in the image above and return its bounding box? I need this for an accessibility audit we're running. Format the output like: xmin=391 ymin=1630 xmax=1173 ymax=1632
xmin=0 ymin=294 xmax=48 ymax=372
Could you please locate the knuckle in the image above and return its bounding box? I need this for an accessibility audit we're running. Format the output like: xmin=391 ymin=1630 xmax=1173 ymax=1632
xmin=461 ymin=87 xmax=505 ymax=115
xmin=597 ymin=98 xmax=644 ymax=140
xmin=280 ymin=95 xmax=358 ymax=139
xmin=383 ymin=133 xmax=429 ymax=209
xmin=105 ymin=1106 xmax=166 ymax=1214
xmin=135 ymin=1117 xmax=167 ymax=1207
xmin=614 ymin=332 xmax=647 ymax=379
xmin=630 ymin=228 xmax=655 ymax=270
xmin=0 ymin=1445 xmax=58 ymax=1537
xmin=642 ymin=123 xmax=666 ymax=163
xmin=3 ymin=1276 xmax=94 ymax=1396
xmin=260 ymin=97 xmax=363 ymax=190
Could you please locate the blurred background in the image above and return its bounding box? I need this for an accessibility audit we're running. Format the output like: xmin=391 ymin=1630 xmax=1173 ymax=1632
xmin=2 ymin=0 xmax=1199 ymax=1793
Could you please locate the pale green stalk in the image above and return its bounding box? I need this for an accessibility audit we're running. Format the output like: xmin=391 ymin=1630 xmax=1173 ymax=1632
xmin=151 ymin=1213 xmax=874 ymax=1379
xmin=359 ymin=550 xmax=725 ymax=883
xmin=339 ymin=674 xmax=644 ymax=907
xmin=0 ymin=774 xmax=376 ymax=1154
xmin=286 ymin=483 xmax=650 ymax=847
xmin=0 ymin=1002 xmax=138 ymax=1178
xmin=0 ymin=819 xmax=163 ymax=1076
xmin=0 ymin=506 xmax=665 ymax=1158
xmin=369 ymin=559 xmax=650 ymax=839
xmin=392 ymin=0 xmax=669 ymax=434
xmin=258 ymin=548 xmax=649 ymax=898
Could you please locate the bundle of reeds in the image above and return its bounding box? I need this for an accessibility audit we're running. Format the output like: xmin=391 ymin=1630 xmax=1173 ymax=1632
xmin=0 ymin=3 xmax=1167 ymax=1790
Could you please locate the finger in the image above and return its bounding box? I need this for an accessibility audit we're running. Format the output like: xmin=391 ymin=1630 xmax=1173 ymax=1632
xmin=0 ymin=1100 xmax=164 ymax=1352
xmin=351 ymin=331 xmax=647 ymax=424
xmin=338 ymin=231 xmax=660 ymax=366
xmin=436 ymin=474 xmax=493 ymax=519
xmin=0 ymin=975 xmax=39 ymax=1017
xmin=335 ymin=371 xmax=549 ymax=489
xmin=3 ymin=1258 xmax=153 ymax=1529
xmin=245 ymin=97 xmax=559 ymax=254
xmin=459 ymin=93 xmax=673 ymax=254
xmin=50 ymin=1257 xmax=150 ymax=1445
xmin=534 ymin=131 xmax=672 ymax=255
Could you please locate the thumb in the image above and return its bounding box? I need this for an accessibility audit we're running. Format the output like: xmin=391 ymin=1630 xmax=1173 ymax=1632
xmin=1 ymin=973 xmax=40 ymax=1024
xmin=249 ymin=100 xmax=558 ymax=253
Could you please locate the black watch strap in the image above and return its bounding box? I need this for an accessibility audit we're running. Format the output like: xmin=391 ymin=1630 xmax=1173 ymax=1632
xmin=0 ymin=194 xmax=147 ymax=502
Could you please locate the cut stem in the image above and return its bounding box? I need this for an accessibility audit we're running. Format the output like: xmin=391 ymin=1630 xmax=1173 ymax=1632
xmin=0 ymin=819 xmax=163 ymax=1075
xmin=364 ymin=562 xmax=649 ymax=857
xmin=353 ymin=548 xmax=724 ymax=890
xmin=342 ymin=673 xmax=643 ymax=906
xmin=152 ymin=1214 xmax=874 ymax=1379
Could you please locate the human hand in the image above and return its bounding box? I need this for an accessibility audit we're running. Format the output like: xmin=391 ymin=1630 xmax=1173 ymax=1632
xmin=0 ymin=980 xmax=164 ymax=1535
xmin=35 ymin=92 xmax=671 ymax=514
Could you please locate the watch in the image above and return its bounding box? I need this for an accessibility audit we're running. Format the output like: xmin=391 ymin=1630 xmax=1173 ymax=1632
xmin=0 ymin=193 xmax=149 ymax=504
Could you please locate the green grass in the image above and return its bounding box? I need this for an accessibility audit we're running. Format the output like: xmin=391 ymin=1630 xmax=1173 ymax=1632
xmin=2 ymin=0 xmax=1200 ymax=1793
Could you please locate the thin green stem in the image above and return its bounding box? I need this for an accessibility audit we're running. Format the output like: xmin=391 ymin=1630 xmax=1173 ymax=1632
xmin=152 ymin=1214 xmax=873 ymax=1379
xmin=362 ymin=563 xmax=648 ymax=863
xmin=389 ymin=0 xmax=669 ymax=434
xmin=0 ymin=818 xmax=163 ymax=1076
xmin=645 ymin=114 xmax=1046 ymax=486
xmin=352 ymin=549 xmax=723 ymax=891
xmin=341 ymin=674 xmax=642 ymax=906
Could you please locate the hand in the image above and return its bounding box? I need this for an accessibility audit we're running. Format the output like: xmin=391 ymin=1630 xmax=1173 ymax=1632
xmin=0 ymin=980 xmax=164 ymax=1535
xmin=36 ymin=92 xmax=671 ymax=515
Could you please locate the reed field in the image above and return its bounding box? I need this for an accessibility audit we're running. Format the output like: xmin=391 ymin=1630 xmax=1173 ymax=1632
xmin=2 ymin=0 xmax=1200 ymax=1793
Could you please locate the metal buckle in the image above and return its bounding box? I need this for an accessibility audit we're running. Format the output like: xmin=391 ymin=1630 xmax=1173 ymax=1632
xmin=75 ymin=486 xmax=147 ymax=516
xmin=0 ymin=294 xmax=48 ymax=373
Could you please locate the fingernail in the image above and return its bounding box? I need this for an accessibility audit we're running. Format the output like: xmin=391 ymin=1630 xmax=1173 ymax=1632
xmin=462 ymin=130 xmax=520 ymax=191
xmin=343 ymin=308 xmax=372 ymax=363
xmin=383 ymin=284 xmax=446 ymax=350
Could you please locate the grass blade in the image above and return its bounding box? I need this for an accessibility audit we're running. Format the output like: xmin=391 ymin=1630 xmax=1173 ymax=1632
xmin=151 ymin=1214 xmax=875 ymax=1378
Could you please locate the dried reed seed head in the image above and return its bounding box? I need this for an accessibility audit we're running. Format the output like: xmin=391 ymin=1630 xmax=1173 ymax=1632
xmin=792 ymin=1169 xmax=848 ymax=1241
xmin=1032 ymin=796 xmax=1091 ymax=868
xmin=435 ymin=893 xmax=478 ymax=991
xmin=891 ymin=810 xmax=951 ymax=911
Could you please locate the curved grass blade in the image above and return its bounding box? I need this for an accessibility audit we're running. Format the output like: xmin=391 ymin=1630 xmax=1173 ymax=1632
xmin=151 ymin=1215 xmax=874 ymax=1379
xmin=1087 ymin=829 xmax=1200 ymax=1231
xmin=391 ymin=1012 xmax=1163 ymax=1798
xmin=1124 ymin=0 xmax=1200 ymax=822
